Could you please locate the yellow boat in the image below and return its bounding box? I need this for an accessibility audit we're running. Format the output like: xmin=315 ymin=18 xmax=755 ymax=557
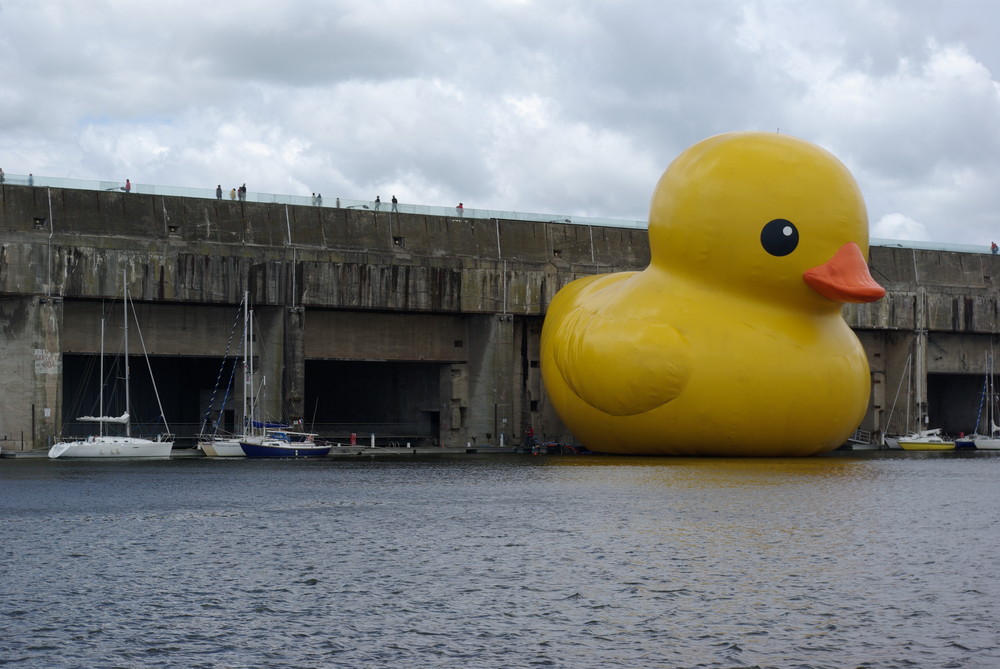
xmin=896 ymin=429 xmax=955 ymax=451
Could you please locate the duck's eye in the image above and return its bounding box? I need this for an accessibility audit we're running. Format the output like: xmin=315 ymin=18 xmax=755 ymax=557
xmin=760 ymin=218 xmax=798 ymax=256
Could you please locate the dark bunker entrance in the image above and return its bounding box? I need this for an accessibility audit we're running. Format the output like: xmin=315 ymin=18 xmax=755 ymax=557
xmin=60 ymin=353 xmax=234 ymax=447
xmin=304 ymin=360 xmax=442 ymax=447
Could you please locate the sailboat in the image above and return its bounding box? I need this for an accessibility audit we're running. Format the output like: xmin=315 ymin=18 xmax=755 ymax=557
xmin=955 ymin=353 xmax=1000 ymax=450
xmin=237 ymin=304 xmax=329 ymax=458
xmin=882 ymin=349 xmax=954 ymax=451
xmin=239 ymin=427 xmax=329 ymax=458
xmin=198 ymin=293 xmax=250 ymax=457
xmin=198 ymin=428 xmax=245 ymax=457
xmin=49 ymin=274 xmax=174 ymax=458
xmin=969 ymin=429 xmax=1000 ymax=450
xmin=897 ymin=428 xmax=955 ymax=451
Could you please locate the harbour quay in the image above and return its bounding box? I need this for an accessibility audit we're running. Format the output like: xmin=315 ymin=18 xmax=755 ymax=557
xmin=0 ymin=444 xmax=520 ymax=460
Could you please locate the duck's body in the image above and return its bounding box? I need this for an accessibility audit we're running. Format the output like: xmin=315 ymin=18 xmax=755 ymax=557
xmin=540 ymin=132 xmax=884 ymax=456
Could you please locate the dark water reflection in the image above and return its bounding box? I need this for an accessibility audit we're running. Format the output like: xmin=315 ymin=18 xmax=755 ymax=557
xmin=2 ymin=452 xmax=998 ymax=668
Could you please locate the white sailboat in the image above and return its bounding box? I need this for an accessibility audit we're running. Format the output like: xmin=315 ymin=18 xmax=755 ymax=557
xmin=882 ymin=349 xmax=954 ymax=450
xmin=237 ymin=306 xmax=328 ymax=458
xmin=956 ymin=352 xmax=1000 ymax=450
xmin=199 ymin=435 xmax=245 ymax=458
xmin=49 ymin=273 xmax=174 ymax=459
xmin=199 ymin=433 xmax=245 ymax=457
xmin=198 ymin=293 xmax=250 ymax=457
xmin=971 ymin=430 xmax=1000 ymax=450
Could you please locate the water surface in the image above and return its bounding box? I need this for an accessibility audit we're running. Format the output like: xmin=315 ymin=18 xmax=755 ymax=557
xmin=2 ymin=452 xmax=998 ymax=668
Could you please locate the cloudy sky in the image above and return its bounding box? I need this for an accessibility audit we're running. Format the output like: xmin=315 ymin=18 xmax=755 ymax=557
xmin=2 ymin=0 xmax=999 ymax=246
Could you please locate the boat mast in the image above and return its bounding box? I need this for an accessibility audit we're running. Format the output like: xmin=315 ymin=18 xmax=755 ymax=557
xmin=905 ymin=350 xmax=912 ymax=433
xmin=247 ymin=301 xmax=256 ymax=437
xmin=123 ymin=271 xmax=131 ymax=438
xmin=242 ymin=291 xmax=249 ymax=437
xmin=990 ymin=351 xmax=996 ymax=434
xmin=99 ymin=316 xmax=105 ymax=437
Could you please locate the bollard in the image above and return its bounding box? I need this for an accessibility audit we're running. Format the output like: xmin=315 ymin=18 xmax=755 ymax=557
xmin=370 ymin=433 xmax=375 ymax=448
xmin=350 ymin=432 xmax=357 ymax=446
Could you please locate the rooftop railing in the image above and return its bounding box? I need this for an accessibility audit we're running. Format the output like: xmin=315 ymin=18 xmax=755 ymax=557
xmin=1 ymin=171 xmax=990 ymax=255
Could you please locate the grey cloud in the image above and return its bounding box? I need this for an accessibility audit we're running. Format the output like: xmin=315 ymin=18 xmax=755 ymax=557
xmin=3 ymin=0 xmax=1000 ymax=245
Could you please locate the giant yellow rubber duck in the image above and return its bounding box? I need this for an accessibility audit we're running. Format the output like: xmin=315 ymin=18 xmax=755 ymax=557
xmin=540 ymin=132 xmax=885 ymax=456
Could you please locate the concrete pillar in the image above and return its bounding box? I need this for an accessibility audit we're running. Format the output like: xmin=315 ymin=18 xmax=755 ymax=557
xmin=283 ymin=306 xmax=306 ymax=426
xmin=0 ymin=296 xmax=63 ymax=451
xmin=462 ymin=313 xmax=517 ymax=446
xmin=253 ymin=306 xmax=285 ymax=427
xmin=857 ymin=330 xmax=887 ymax=441
xmin=518 ymin=316 xmax=561 ymax=447
xmin=443 ymin=363 xmax=467 ymax=446
xmin=880 ymin=331 xmax=916 ymax=436
xmin=492 ymin=313 xmax=515 ymax=447
xmin=871 ymin=367 xmax=886 ymax=436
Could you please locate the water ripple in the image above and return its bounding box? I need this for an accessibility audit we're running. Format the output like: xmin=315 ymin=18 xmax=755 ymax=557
xmin=2 ymin=453 xmax=999 ymax=667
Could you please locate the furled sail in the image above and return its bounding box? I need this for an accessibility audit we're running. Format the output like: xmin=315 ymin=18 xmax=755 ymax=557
xmin=77 ymin=412 xmax=129 ymax=424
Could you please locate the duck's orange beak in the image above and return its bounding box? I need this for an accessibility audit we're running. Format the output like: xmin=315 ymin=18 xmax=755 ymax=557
xmin=803 ymin=242 xmax=885 ymax=303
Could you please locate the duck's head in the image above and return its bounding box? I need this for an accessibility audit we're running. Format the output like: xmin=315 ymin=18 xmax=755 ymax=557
xmin=647 ymin=132 xmax=884 ymax=310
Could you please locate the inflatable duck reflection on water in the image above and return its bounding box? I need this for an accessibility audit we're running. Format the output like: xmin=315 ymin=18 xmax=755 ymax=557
xmin=540 ymin=132 xmax=885 ymax=456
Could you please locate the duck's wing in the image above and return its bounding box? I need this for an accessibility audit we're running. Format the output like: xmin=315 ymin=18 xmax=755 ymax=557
xmin=548 ymin=276 xmax=692 ymax=417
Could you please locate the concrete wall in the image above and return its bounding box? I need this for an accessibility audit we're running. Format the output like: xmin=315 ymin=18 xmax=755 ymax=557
xmin=0 ymin=297 xmax=62 ymax=451
xmin=3 ymin=182 xmax=1000 ymax=450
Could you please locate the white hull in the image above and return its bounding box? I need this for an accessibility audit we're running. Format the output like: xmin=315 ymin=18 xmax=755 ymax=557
xmin=848 ymin=442 xmax=881 ymax=450
xmin=199 ymin=439 xmax=246 ymax=457
xmin=960 ymin=435 xmax=1000 ymax=450
xmin=49 ymin=436 xmax=173 ymax=459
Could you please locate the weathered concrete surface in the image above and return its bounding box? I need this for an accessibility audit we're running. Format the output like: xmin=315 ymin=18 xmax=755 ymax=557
xmin=3 ymin=183 xmax=1000 ymax=450
xmin=0 ymin=296 xmax=62 ymax=451
xmin=1 ymin=185 xmax=644 ymax=309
